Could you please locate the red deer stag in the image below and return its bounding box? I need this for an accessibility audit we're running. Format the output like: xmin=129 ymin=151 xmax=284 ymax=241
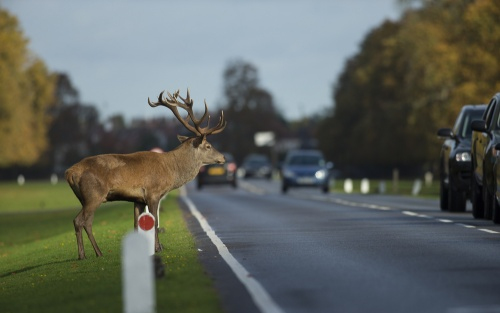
xmin=65 ymin=89 xmax=226 ymax=260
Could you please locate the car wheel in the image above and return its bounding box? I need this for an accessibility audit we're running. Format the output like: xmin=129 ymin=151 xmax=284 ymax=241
xmin=448 ymin=185 xmax=466 ymax=212
xmin=471 ymin=176 xmax=484 ymax=219
xmin=282 ymin=182 xmax=288 ymax=194
xmin=483 ymin=178 xmax=493 ymax=220
xmin=322 ymin=184 xmax=329 ymax=194
xmin=197 ymin=181 xmax=203 ymax=190
xmin=232 ymin=180 xmax=237 ymax=189
xmin=439 ymin=178 xmax=449 ymax=211
xmin=492 ymin=183 xmax=500 ymax=224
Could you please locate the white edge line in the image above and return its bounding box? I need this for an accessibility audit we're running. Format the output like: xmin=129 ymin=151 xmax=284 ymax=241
xmin=179 ymin=188 xmax=284 ymax=313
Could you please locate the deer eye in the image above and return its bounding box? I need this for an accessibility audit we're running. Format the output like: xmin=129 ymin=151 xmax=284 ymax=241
xmin=206 ymin=144 xmax=211 ymax=150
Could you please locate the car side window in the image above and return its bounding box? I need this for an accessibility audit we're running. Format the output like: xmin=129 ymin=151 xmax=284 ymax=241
xmin=485 ymin=99 xmax=496 ymax=128
xmin=494 ymin=100 xmax=500 ymax=129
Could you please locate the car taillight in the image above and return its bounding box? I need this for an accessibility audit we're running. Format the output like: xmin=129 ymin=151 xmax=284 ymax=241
xmin=199 ymin=166 xmax=206 ymax=173
xmin=227 ymin=163 xmax=237 ymax=172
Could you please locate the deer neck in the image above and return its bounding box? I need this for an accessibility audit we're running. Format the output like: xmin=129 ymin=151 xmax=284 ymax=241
xmin=168 ymin=144 xmax=202 ymax=189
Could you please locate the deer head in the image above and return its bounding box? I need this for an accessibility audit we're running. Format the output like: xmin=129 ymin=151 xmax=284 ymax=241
xmin=148 ymin=89 xmax=226 ymax=165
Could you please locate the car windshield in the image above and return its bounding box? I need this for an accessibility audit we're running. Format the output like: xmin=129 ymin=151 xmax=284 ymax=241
xmin=247 ymin=159 xmax=268 ymax=165
xmin=288 ymin=155 xmax=324 ymax=166
xmin=460 ymin=109 xmax=485 ymax=138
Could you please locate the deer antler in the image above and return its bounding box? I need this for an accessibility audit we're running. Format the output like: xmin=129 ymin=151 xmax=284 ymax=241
xmin=148 ymin=89 xmax=226 ymax=137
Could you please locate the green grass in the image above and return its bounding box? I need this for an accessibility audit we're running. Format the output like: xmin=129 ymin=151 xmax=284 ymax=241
xmin=330 ymin=178 xmax=440 ymax=198
xmin=0 ymin=182 xmax=222 ymax=313
xmin=0 ymin=181 xmax=80 ymax=212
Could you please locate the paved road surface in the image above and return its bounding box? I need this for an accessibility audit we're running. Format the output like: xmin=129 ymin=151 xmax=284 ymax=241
xmin=180 ymin=179 xmax=500 ymax=313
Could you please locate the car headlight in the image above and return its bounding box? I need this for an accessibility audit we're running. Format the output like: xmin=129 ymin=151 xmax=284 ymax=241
xmin=455 ymin=152 xmax=471 ymax=162
xmin=315 ymin=169 xmax=327 ymax=180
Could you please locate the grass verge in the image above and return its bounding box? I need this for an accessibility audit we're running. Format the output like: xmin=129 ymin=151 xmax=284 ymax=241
xmin=0 ymin=182 xmax=222 ymax=313
xmin=330 ymin=178 xmax=440 ymax=198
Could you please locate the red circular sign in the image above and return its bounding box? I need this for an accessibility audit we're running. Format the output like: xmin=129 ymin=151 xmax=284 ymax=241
xmin=138 ymin=214 xmax=155 ymax=231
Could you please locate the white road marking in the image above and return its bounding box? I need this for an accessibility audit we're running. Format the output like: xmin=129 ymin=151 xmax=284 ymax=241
xmin=180 ymin=187 xmax=284 ymax=313
xmin=437 ymin=219 xmax=454 ymax=223
xmin=238 ymin=180 xmax=266 ymax=195
xmin=478 ymin=229 xmax=500 ymax=234
xmin=403 ymin=211 xmax=418 ymax=216
xmin=447 ymin=305 xmax=500 ymax=312
xmin=239 ymin=180 xmax=500 ymax=236
xmin=456 ymin=223 xmax=476 ymax=229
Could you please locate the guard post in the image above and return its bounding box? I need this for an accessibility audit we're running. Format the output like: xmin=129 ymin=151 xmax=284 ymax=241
xmin=137 ymin=208 xmax=156 ymax=256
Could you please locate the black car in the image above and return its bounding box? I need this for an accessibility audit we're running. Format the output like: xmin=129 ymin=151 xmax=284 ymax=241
xmin=437 ymin=104 xmax=486 ymax=212
xmin=472 ymin=92 xmax=500 ymax=221
xmin=197 ymin=153 xmax=237 ymax=189
xmin=239 ymin=154 xmax=272 ymax=179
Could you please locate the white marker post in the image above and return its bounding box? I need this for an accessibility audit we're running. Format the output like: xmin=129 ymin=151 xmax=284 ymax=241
xmin=122 ymin=232 xmax=155 ymax=313
xmin=137 ymin=209 xmax=156 ymax=256
xmin=360 ymin=178 xmax=370 ymax=194
xmin=344 ymin=178 xmax=353 ymax=194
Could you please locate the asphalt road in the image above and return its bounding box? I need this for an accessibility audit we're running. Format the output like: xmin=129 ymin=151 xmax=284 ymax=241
xmin=180 ymin=179 xmax=500 ymax=313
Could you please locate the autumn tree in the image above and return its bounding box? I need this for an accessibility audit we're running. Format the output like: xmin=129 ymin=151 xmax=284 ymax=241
xmin=318 ymin=0 xmax=500 ymax=177
xmin=215 ymin=59 xmax=289 ymax=163
xmin=0 ymin=8 xmax=55 ymax=167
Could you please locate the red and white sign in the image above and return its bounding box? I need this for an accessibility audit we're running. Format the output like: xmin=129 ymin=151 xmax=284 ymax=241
xmin=137 ymin=211 xmax=155 ymax=256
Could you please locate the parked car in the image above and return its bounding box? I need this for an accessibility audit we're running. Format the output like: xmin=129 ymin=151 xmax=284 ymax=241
xmin=492 ymin=142 xmax=500 ymax=224
xmin=239 ymin=154 xmax=272 ymax=179
xmin=475 ymin=92 xmax=500 ymax=224
xmin=437 ymin=104 xmax=486 ymax=212
xmin=471 ymin=92 xmax=500 ymax=220
xmin=281 ymin=150 xmax=331 ymax=194
xmin=197 ymin=153 xmax=237 ymax=189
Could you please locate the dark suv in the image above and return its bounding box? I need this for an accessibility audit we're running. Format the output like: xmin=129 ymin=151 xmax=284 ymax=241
xmin=437 ymin=104 xmax=486 ymax=212
xmin=471 ymin=93 xmax=500 ymax=220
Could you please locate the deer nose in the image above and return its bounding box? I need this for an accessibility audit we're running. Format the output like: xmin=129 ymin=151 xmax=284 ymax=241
xmin=218 ymin=155 xmax=226 ymax=164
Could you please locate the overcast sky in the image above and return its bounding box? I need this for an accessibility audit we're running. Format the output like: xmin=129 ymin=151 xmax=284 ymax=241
xmin=3 ymin=0 xmax=402 ymax=122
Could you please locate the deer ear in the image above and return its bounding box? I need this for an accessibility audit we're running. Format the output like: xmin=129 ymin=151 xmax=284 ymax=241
xmin=177 ymin=135 xmax=189 ymax=143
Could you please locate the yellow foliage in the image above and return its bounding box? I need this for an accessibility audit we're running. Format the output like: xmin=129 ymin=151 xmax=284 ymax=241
xmin=0 ymin=8 xmax=55 ymax=167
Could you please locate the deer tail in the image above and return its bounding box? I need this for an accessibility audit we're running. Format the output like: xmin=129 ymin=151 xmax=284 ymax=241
xmin=65 ymin=167 xmax=83 ymax=203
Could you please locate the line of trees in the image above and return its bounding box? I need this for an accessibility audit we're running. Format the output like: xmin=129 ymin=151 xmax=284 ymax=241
xmin=4 ymin=1 xmax=499 ymax=180
xmin=0 ymin=7 xmax=315 ymax=180
xmin=317 ymin=0 xmax=500 ymax=177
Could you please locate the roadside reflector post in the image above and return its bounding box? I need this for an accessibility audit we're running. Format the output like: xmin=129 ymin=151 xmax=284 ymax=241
xmin=122 ymin=232 xmax=156 ymax=313
xmin=392 ymin=168 xmax=399 ymax=193
xmin=344 ymin=178 xmax=353 ymax=194
xmin=424 ymin=171 xmax=433 ymax=187
xmin=378 ymin=181 xmax=386 ymax=194
xmin=360 ymin=178 xmax=370 ymax=194
xmin=137 ymin=210 xmax=156 ymax=256
xmin=412 ymin=179 xmax=422 ymax=196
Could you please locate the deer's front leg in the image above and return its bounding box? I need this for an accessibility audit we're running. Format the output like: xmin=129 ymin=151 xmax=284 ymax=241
xmin=133 ymin=202 xmax=146 ymax=230
xmin=147 ymin=199 xmax=163 ymax=252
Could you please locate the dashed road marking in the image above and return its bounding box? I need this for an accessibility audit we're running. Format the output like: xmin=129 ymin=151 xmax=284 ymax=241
xmin=238 ymin=181 xmax=500 ymax=236
xmin=478 ymin=228 xmax=500 ymax=234
xmin=437 ymin=219 xmax=454 ymax=223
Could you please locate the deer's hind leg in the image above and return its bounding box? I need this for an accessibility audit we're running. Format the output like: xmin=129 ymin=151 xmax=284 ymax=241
xmin=146 ymin=198 xmax=162 ymax=252
xmin=74 ymin=199 xmax=103 ymax=260
xmin=134 ymin=202 xmax=146 ymax=230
